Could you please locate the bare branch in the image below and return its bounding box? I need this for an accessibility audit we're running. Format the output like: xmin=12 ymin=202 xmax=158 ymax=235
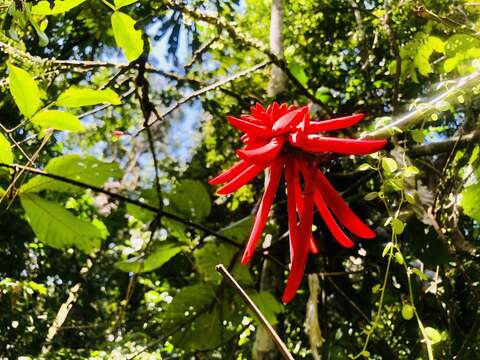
xmin=410 ymin=130 xmax=480 ymax=156
xmin=216 ymin=264 xmax=294 ymax=360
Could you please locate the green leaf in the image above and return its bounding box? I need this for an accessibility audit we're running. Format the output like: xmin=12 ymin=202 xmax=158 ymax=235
xmin=411 ymin=129 xmax=425 ymax=143
xmin=391 ymin=218 xmax=405 ymax=235
xmin=161 ymin=284 xmax=236 ymax=350
xmin=31 ymin=110 xmax=84 ymax=132
xmin=20 ymin=154 xmax=121 ymax=193
xmin=401 ymin=303 xmax=414 ymax=320
xmin=461 ymin=183 xmax=480 ymax=222
xmin=8 ymin=64 xmax=41 ymax=119
xmin=435 ymin=100 xmax=450 ymax=112
xmin=382 ymin=157 xmax=398 ymax=174
xmin=111 ymin=11 xmax=143 ymax=62
xmin=114 ymin=0 xmax=138 ymax=9
xmin=248 ymin=292 xmax=284 ymax=325
xmin=56 ymin=87 xmax=121 ymax=107
xmin=115 ymin=242 xmax=183 ymax=273
xmin=289 ymin=62 xmax=309 ymax=86
xmin=382 ymin=242 xmax=393 ymax=257
xmin=364 ymin=192 xmax=378 ymax=201
xmin=167 ymin=180 xmax=211 ymax=222
xmin=0 ymin=133 xmax=14 ymax=165
xmin=194 ymin=242 xmax=234 ymax=284
xmin=403 ymin=166 xmax=420 ymax=177
xmin=31 ymin=0 xmax=87 ymax=15
xmin=20 ymin=193 xmax=104 ymax=253
xmin=424 ymin=327 xmax=442 ymax=344
xmin=358 ymin=163 xmax=373 ymax=171
xmin=219 ymin=216 xmax=254 ymax=243
xmin=395 ymin=251 xmax=404 ymax=265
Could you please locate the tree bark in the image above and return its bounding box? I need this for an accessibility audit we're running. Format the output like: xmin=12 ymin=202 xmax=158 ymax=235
xmin=253 ymin=1 xmax=288 ymax=359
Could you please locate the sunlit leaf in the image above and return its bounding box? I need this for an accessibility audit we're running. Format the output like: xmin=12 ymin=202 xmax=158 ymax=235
xmin=8 ymin=64 xmax=41 ymax=119
xmin=111 ymin=11 xmax=143 ymax=62
xmin=56 ymin=87 xmax=121 ymax=107
xmin=20 ymin=193 xmax=104 ymax=253
xmin=0 ymin=133 xmax=14 ymax=165
xmin=31 ymin=0 xmax=87 ymax=15
xmin=31 ymin=110 xmax=84 ymax=132
xmin=115 ymin=242 xmax=183 ymax=273
xmin=20 ymin=154 xmax=121 ymax=193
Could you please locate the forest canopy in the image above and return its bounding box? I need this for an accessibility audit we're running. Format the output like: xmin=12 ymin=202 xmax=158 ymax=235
xmin=0 ymin=0 xmax=479 ymax=359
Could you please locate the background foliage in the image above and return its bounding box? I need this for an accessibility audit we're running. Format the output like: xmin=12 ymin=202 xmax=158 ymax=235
xmin=0 ymin=0 xmax=479 ymax=359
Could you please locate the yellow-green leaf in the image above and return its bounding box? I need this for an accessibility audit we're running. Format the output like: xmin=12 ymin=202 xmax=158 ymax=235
xmin=111 ymin=11 xmax=143 ymax=62
xmin=114 ymin=0 xmax=138 ymax=9
xmin=31 ymin=110 xmax=84 ymax=132
xmin=0 ymin=133 xmax=14 ymax=165
xmin=401 ymin=304 xmax=414 ymax=320
xmin=56 ymin=87 xmax=121 ymax=107
xmin=31 ymin=0 xmax=87 ymax=15
xmin=382 ymin=157 xmax=398 ymax=174
xmin=20 ymin=193 xmax=104 ymax=253
xmin=8 ymin=64 xmax=41 ymax=119
xmin=424 ymin=327 xmax=442 ymax=344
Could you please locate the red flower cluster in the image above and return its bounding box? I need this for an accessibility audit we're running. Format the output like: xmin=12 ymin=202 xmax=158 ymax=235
xmin=209 ymin=103 xmax=387 ymax=303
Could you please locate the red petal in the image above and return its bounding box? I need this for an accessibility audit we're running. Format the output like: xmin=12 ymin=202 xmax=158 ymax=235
xmin=237 ymin=137 xmax=285 ymax=164
xmin=272 ymin=106 xmax=307 ymax=134
xmin=285 ymin=158 xmax=299 ymax=265
xmin=216 ymin=163 xmax=266 ymax=195
xmin=240 ymin=114 xmax=266 ymax=126
xmin=307 ymin=114 xmax=365 ymax=133
xmin=300 ymin=136 xmax=387 ymax=155
xmin=282 ymin=162 xmax=316 ymax=304
xmin=314 ymin=189 xmax=355 ymax=248
xmin=227 ymin=116 xmax=271 ymax=137
xmin=241 ymin=158 xmax=284 ymax=264
xmin=209 ymin=159 xmax=252 ymax=185
xmin=315 ymin=169 xmax=375 ymax=239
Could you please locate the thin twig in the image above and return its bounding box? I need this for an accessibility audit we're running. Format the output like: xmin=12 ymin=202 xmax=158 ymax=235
xmin=215 ymin=264 xmax=294 ymax=360
xmin=136 ymin=61 xmax=271 ymax=133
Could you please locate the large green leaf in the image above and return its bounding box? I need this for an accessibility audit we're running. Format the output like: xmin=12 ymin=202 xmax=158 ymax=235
xmin=114 ymin=0 xmax=138 ymax=9
xmin=31 ymin=110 xmax=84 ymax=132
xmin=31 ymin=0 xmax=87 ymax=15
xmin=0 ymin=133 xmax=14 ymax=165
xmin=161 ymin=284 xmax=237 ymax=350
xmin=219 ymin=216 xmax=253 ymax=243
xmin=8 ymin=64 xmax=41 ymax=119
xmin=56 ymin=87 xmax=121 ymax=108
xmin=20 ymin=193 xmax=104 ymax=253
xmin=111 ymin=11 xmax=143 ymax=62
xmin=115 ymin=242 xmax=183 ymax=273
xmin=248 ymin=291 xmax=284 ymax=325
xmin=461 ymin=183 xmax=480 ymax=223
xmin=20 ymin=154 xmax=122 ymax=193
xmin=167 ymin=180 xmax=211 ymax=221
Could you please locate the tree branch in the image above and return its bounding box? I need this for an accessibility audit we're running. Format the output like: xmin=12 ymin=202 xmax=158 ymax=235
xmin=410 ymin=130 xmax=480 ymax=156
xmin=363 ymin=71 xmax=480 ymax=139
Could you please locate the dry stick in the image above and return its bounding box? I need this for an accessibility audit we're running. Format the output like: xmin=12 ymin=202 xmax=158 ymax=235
xmin=215 ymin=264 xmax=294 ymax=360
xmin=136 ymin=61 xmax=271 ymax=133
xmin=41 ymin=258 xmax=93 ymax=355
xmin=363 ymin=70 xmax=480 ymax=139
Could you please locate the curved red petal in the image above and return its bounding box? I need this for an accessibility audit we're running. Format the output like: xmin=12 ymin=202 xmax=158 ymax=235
xmin=237 ymin=137 xmax=285 ymax=164
xmin=209 ymin=159 xmax=252 ymax=185
xmin=300 ymin=136 xmax=387 ymax=155
xmin=285 ymin=158 xmax=299 ymax=266
xmin=282 ymin=162 xmax=316 ymax=304
xmin=227 ymin=116 xmax=271 ymax=137
xmin=308 ymin=114 xmax=365 ymax=133
xmin=272 ymin=106 xmax=307 ymax=134
xmin=315 ymin=169 xmax=375 ymax=239
xmin=241 ymin=158 xmax=284 ymax=264
xmin=313 ymin=189 xmax=355 ymax=248
xmin=216 ymin=163 xmax=266 ymax=195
